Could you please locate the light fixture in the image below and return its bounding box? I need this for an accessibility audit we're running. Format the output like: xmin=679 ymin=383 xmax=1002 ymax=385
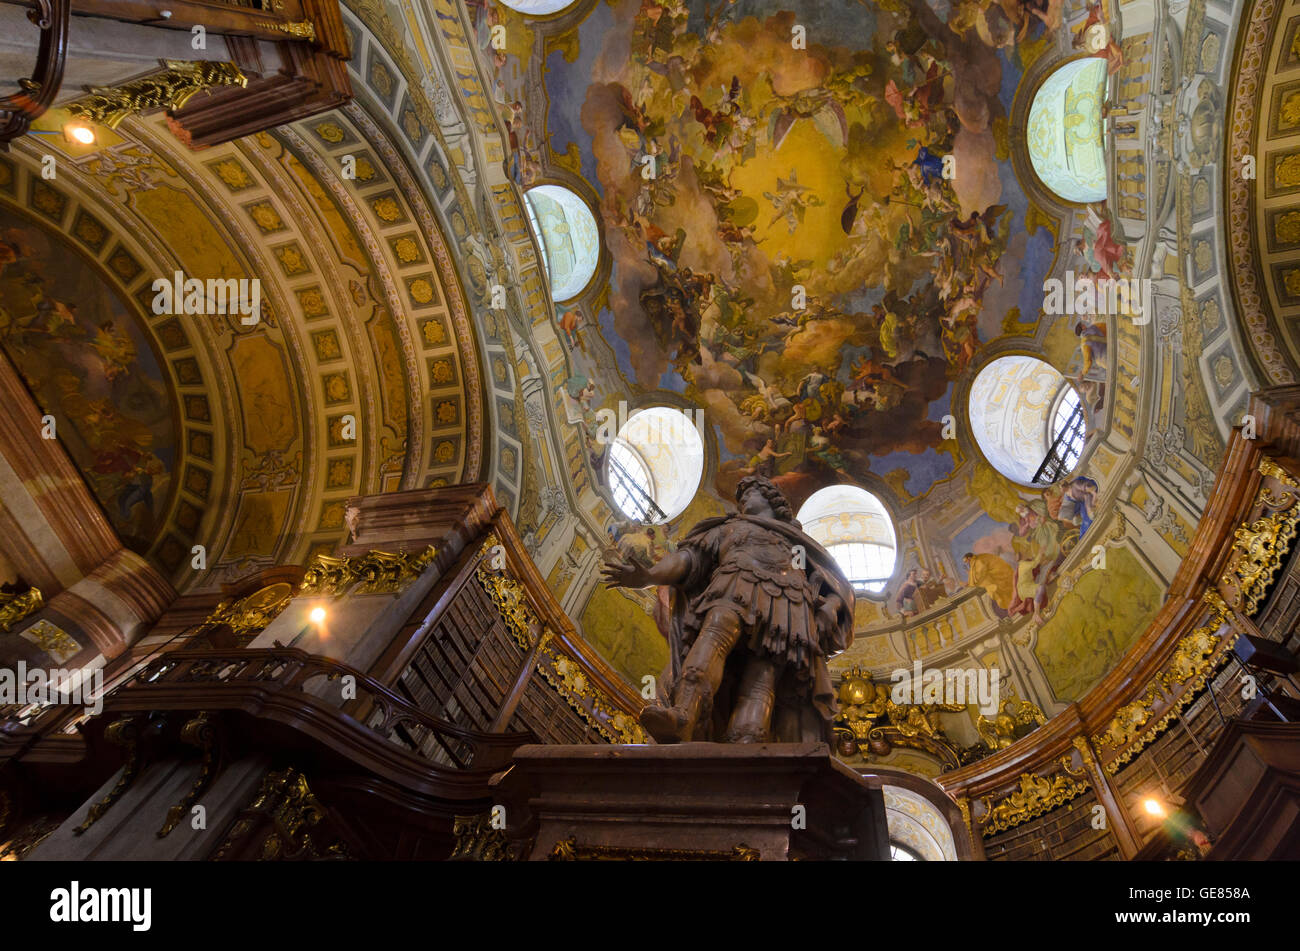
xmin=1142 ymin=797 xmax=1167 ymax=818
xmin=63 ymin=123 xmax=95 ymax=145
xmin=308 ymin=606 xmax=327 ymax=625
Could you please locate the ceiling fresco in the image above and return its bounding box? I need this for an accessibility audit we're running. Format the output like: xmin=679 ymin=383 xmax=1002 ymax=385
xmin=538 ymin=0 xmax=1068 ymax=511
xmin=443 ymin=0 xmax=1263 ymax=720
xmin=0 ymin=204 xmax=177 ymax=555
xmin=0 ymin=0 xmax=1273 ymax=761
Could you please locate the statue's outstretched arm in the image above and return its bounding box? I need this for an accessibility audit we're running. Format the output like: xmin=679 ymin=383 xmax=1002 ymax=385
xmin=600 ymin=549 xmax=692 ymax=590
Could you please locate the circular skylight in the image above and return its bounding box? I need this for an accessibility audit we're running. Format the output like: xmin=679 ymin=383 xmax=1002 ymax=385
xmin=970 ymin=356 xmax=1086 ymax=485
xmin=606 ymin=407 xmax=704 ymax=522
xmin=796 ymin=485 xmax=897 ymax=594
xmin=1026 ymin=57 xmax=1108 ymax=204
xmin=523 ymin=185 xmax=600 ymax=302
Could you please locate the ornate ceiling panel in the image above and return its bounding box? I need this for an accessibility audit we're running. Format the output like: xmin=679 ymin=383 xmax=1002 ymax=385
xmin=6 ymin=96 xmax=482 ymax=590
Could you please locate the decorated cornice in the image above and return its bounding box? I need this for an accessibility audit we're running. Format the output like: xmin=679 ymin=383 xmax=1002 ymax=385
xmin=298 ymin=546 xmax=437 ymax=596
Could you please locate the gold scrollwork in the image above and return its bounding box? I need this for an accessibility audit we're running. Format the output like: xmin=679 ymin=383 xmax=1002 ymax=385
xmin=1222 ymin=476 xmax=1300 ymax=616
xmin=1094 ymin=597 xmax=1233 ymax=773
xmin=1258 ymin=456 xmax=1299 ymax=488
xmin=202 ymin=583 xmax=294 ymax=641
xmin=65 ymin=61 xmax=248 ymax=129
xmin=1159 ymin=617 xmax=1223 ymax=691
xmin=298 ymin=546 xmax=437 ymax=597
xmin=1095 ymin=687 xmax=1160 ymax=756
xmin=979 ymin=771 xmax=1088 ymax=837
xmin=476 ymin=562 xmax=542 ymax=650
xmin=158 ymin=712 xmax=220 ymax=838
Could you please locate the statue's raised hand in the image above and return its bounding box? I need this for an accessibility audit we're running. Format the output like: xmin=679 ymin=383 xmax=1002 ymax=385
xmin=600 ymin=552 xmax=652 ymax=589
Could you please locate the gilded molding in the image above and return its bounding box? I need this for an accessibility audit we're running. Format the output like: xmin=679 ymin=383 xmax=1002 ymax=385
xmin=1095 ymin=595 xmax=1233 ymax=774
xmin=298 ymin=546 xmax=437 ymax=596
xmin=475 ymin=538 xmax=643 ymax=743
xmin=1259 ymin=456 xmax=1300 ymax=489
xmin=65 ymin=61 xmax=248 ymax=129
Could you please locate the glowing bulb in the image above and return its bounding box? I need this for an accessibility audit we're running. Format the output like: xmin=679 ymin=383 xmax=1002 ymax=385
xmin=1143 ymin=798 xmax=1167 ymax=818
xmin=309 ymin=606 xmax=326 ymax=625
xmin=65 ymin=124 xmax=95 ymax=145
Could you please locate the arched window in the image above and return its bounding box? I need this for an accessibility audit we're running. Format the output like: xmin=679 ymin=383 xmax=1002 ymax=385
xmin=796 ymin=485 xmax=897 ymax=594
xmin=890 ymin=843 xmax=922 ymax=861
xmin=1026 ymin=57 xmax=1108 ymax=204
xmin=969 ymin=356 xmax=1087 ymax=485
xmin=606 ymin=407 xmax=704 ymax=522
xmin=496 ymin=0 xmax=577 ymax=13
xmin=523 ymin=185 xmax=600 ymax=302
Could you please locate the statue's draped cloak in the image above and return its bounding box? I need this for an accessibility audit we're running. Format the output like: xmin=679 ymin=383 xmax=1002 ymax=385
xmin=658 ymin=514 xmax=856 ymax=732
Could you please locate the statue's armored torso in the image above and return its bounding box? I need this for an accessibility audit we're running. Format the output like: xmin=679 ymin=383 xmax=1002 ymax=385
xmin=681 ymin=517 xmax=821 ymax=672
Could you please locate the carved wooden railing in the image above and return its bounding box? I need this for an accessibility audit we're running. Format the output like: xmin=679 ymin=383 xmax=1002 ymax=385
xmin=0 ymin=0 xmax=69 ymax=147
xmin=110 ymin=648 xmax=531 ymax=782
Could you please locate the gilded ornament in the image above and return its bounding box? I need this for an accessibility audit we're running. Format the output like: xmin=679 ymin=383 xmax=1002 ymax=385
xmin=1276 ymin=154 xmax=1300 ymax=189
xmin=549 ymin=836 xmax=759 ymax=861
xmin=1259 ymin=455 xmax=1300 ymax=488
xmin=1096 ymin=689 xmax=1157 ymax=752
xmin=1286 ymin=269 xmax=1300 ymax=298
xmin=979 ymin=771 xmax=1088 ymax=837
xmin=1159 ymin=619 xmax=1222 ymax=690
xmin=450 ymin=813 xmax=517 ymax=861
xmin=298 ymin=546 xmax=437 ymax=596
xmin=203 ymin=583 xmax=294 ymax=640
xmin=476 ymin=557 xmax=542 ymax=650
xmin=1222 ymin=504 xmax=1300 ymax=615
xmin=275 ymin=20 xmax=317 ymax=41
xmin=0 ymin=587 xmax=43 ymax=632
xmin=66 ymin=61 xmax=248 ymax=129
xmin=1275 ymin=210 xmax=1300 ymax=245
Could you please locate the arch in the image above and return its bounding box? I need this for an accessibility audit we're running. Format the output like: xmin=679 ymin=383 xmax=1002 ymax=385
xmin=969 ymin=356 xmax=1085 ymax=485
xmin=796 ymin=485 xmax=897 ymax=594
xmin=882 ymin=785 xmax=958 ymax=861
xmin=523 ymin=184 xmax=600 ymax=302
xmin=1026 ymin=57 xmax=1108 ymax=204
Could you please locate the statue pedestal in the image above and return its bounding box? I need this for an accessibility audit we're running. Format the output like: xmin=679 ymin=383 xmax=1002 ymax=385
xmin=492 ymin=742 xmax=890 ymax=861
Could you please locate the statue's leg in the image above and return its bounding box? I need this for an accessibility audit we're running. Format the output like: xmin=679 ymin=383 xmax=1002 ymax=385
xmin=724 ymin=654 xmax=777 ymax=742
xmin=639 ymin=607 xmax=742 ymax=743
